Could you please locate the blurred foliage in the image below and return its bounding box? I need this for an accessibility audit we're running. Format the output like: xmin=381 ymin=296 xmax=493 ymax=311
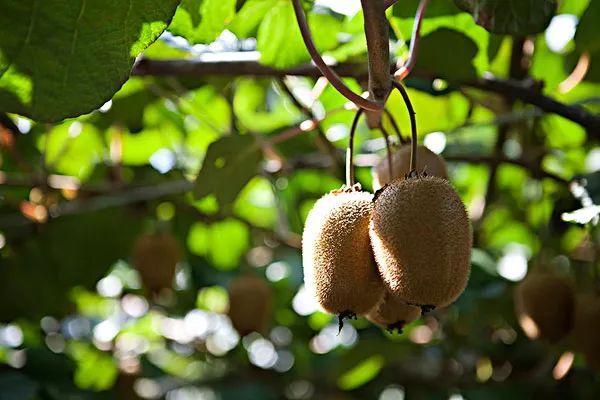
xmin=0 ymin=0 xmax=599 ymax=399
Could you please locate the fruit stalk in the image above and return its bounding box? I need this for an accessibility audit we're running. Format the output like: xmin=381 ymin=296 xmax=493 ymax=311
xmin=394 ymin=0 xmax=430 ymax=81
xmin=346 ymin=109 xmax=364 ymax=187
xmin=392 ymin=81 xmax=418 ymax=173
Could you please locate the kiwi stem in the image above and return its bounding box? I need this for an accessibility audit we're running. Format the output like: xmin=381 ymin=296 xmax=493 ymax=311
xmin=393 ymin=0 xmax=430 ymax=81
xmin=383 ymin=108 xmax=407 ymax=144
xmin=392 ymin=81 xmax=418 ymax=173
xmin=291 ymin=0 xmax=382 ymax=112
xmin=379 ymin=125 xmax=394 ymax=181
xmin=346 ymin=109 xmax=364 ymax=187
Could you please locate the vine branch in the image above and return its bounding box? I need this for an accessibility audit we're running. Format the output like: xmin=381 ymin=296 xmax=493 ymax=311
xmin=132 ymin=57 xmax=600 ymax=134
xmin=290 ymin=0 xmax=381 ymax=111
xmin=394 ymin=0 xmax=430 ymax=81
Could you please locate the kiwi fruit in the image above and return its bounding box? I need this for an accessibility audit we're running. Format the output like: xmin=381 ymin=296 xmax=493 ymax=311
xmin=571 ymin=295 xmax=600 ymax=369
xmin=369 ymin=176 xmax=471 ymax=307
xmin=373 ymin=144 xmax=448 ymax=190
xmin=132 ymin=233 xmax=180 ymax=296
xmin=367 ymin=291 xmax=421 ymax=333
xmin=227 ymin=274 xmax=272 ymax=336
xmin=514 ymin=271 xmax=575 ymax=342
xmin=302 ymin=187 xmax=384 ymax=318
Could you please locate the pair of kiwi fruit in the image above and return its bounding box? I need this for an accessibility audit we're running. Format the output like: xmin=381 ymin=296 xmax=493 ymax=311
xmin=227 ymin=274 xmax=272 ymax=336
xmin=514 ymin=269 xmax=600 ymax=370
xmin=302 ymin=143 xmax=472 ymax=331
xmin=132 ymin=232 xmax=180 ymax=297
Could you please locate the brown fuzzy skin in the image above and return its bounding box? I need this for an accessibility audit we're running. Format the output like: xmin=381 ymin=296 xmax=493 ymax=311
xmin=367 ymin=291 xmax=421 ymax=329
xmin=514 ymin=271 xmax=575 ymax=342
xmin=373 ymin=144 xmax=448 ymax=190
xmin=369 ymin=176 xmax=471 ymax=307
xmin=302 ymin=189 xmax=384 ymax=315
xmin=571 ymin=295 xmax=600 ymax=369
xmin=227 ymin=275 xmax=272 ymax=336
xmin=132 ymin=233 xmax=180 ymax=295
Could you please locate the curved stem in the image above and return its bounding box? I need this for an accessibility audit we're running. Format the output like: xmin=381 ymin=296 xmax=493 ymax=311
xmin=384 ymin=0 xmax=398 ymax=9
xmin=393 ymin=0 xmax=429 ymax=81
xmin=379 ymin=125 xmax=394 ymax=180
xmin=291 ymin=0 xmax=382 ymax=111
xmin=383 ymin=108 xmax=406 ymax=144
xmin=392 ymin=81 xmax=418 ymax=172
xmin=347 ymin=109 xmax=364 ymax=187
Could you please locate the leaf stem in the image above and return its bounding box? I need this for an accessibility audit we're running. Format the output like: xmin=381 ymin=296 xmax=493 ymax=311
xmin=291 ymin=0 xmax=382 ymax=112
xmin=394 ymin=0 xmax=429 ymax=81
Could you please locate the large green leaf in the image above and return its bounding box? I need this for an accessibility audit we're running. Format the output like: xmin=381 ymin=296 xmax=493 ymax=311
xmin=0 ymin=0 xmax=180 ymax=122
xmin=453 ymin=0 xmax=556 ymax=35
xmin=169 ymin=0 xmax=237 ymax=44
xmin=194 ymin=134 xmax=262 ymax=207
xmin=415 ymin=28 xmax=478 ymax=80
xmin=257 ymin=3 xmax=342 ymax=68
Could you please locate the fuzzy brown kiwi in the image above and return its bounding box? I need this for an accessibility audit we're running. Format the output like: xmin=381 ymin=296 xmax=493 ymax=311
xmin=369 ymin=176 xmax=471 ymax=307
xmin=302 ymin=187 xmax=384 ymax=318
xmin=367 ymin=291 xmax=421 ymax=333
xmin=132 ymin=233 xmax=180 ymax=296
xmin=513 ymin=271 xmax=575 ymax=342
xmin=571 ymin=295 xmax=600 ymax=369
xmin=227 ymin=275 xmax=272 ymax=336
xmin=372 ymin=144 xmax=448 ymax=190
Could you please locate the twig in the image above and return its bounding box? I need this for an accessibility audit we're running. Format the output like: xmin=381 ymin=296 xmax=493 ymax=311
xmin=394 ymin=0 xmax=430 ymax=81
xmin=379 ymin=124 xmax=394 ymax=179
xmin=277 ymin=78 xmax=342 ymax=169
xmin=291 ymin=0 xmax=381 ymax=111
xmin=383 ymin=108 xmax=406 ymax=144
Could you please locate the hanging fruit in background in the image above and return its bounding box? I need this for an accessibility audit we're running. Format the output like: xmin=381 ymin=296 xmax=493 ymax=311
xmin=372 ymin=144 xmax=448 ymax=190
xmin=227 ymin=274 xmax=272 ymax=336
xmin=302 ymin=186 xmax=384 ymax=321
xmin=132 ymin=232 xmax=180 ymax=297
xmin=514 ymin=270 xmax=575 ymax=342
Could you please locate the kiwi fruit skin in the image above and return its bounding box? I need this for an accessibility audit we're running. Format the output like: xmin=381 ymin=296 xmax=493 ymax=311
xmin=369 ymin=176 xmax=471 ymax=307
xmin=571 ymin=295 xmax=600 ymax=369
xmin=514 ymin=271 xmax=575 ymax=342
xmin=227 ymin=275 xmax=272 ymax=336
xmin=373 ymin=144 xmax=448 ymax=190
xmin=367 ymin=291 xmax=421 ymax=329
xmin=302 ymin=189 xmax=384 ymax=316
xmin=132 ymin=233 xmax=180 ymax=295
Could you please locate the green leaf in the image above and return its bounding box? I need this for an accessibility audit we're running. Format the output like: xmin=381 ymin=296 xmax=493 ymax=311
xmin=229 ymin=0 xmax=276 ymax=38
xmin=574 ymin=0 xmax=600 ymax=53
xmin=416 ymin=28 xmax=479 ymax=80
xmin=257 ymin=4 xmax=341 ymax=68
xmin=68 ymin=342 xmax=118 ymax=391
xmin=187 ymin=219 xmax=249 ymax=270
xmin=453 ymin=0 xmax=557 ymax=35
xmin=169 ymin=0 xmax=237 ymax=44
xmin=194 ymin=135 xmax=262 ymax=207
xmin=0 ymin=0 xmax=180 ymax=122
xmin=337 ymin=355 xmax=384 ymax=390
